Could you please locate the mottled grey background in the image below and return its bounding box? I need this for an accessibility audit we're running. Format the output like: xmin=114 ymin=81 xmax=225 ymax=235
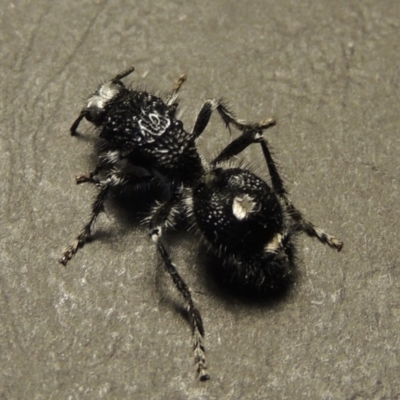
xmin=1 ymin=1 xmax=399 ymax=399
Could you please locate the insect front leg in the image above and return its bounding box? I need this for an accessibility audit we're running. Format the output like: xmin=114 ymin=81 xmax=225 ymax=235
xmin=148 ymin=197 xmax=209 ymax=381
xmin=59 ymin=184 xmax=109 ymax=265
xmin=59 ymin=171 xmax=128 ymax=265
xmin=75 ymin=151 xmax=125 ymax=185
xmin=75 ymin=164 xmax=104 ymax=185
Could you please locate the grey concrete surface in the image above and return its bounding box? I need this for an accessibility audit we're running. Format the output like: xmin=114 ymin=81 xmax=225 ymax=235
xmin=1 ymin=1 xmax=399 ymax=399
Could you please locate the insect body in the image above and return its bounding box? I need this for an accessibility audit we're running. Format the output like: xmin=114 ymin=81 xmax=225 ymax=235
xmin=60 ymin=67 xmax=343 ymax=381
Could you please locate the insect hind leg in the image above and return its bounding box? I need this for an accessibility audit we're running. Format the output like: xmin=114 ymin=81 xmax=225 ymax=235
xmin=259 ymin=140 xmax=343 ymax=251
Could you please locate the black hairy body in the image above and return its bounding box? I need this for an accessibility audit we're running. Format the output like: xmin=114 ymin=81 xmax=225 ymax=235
xmin=60 ymin=67 xmax=343 ymax=381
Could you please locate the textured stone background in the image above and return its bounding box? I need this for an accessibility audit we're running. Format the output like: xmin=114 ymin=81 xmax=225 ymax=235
xmin=1 ymin=1 xmax=399 ymax=399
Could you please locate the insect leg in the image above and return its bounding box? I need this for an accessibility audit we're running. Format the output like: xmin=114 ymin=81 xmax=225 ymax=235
xmin=166 ymin=74 xmax=187 ymax=106
xmin=75 ymin=151 xmax=132 ymax=185
xmin=210 ymin=119 xmax=275 ymax=165
xmin=148 ymin=197 xmax=209 ymax=381
xmin=75 ymin=164 xmax=104 ymax=185
xmin=59 ymin=184 xmax=109 ymax=265
xmin=59 ymin=172 xmax=129 ymax=265
xmin=191 ymin=98 xmax=276 ymax=140
xmin=260 ymin=140 xmax=343 ymax=251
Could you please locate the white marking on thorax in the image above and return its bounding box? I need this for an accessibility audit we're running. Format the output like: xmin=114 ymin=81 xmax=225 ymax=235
xmin=138 ymin=110 xmax=171 ymax=139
